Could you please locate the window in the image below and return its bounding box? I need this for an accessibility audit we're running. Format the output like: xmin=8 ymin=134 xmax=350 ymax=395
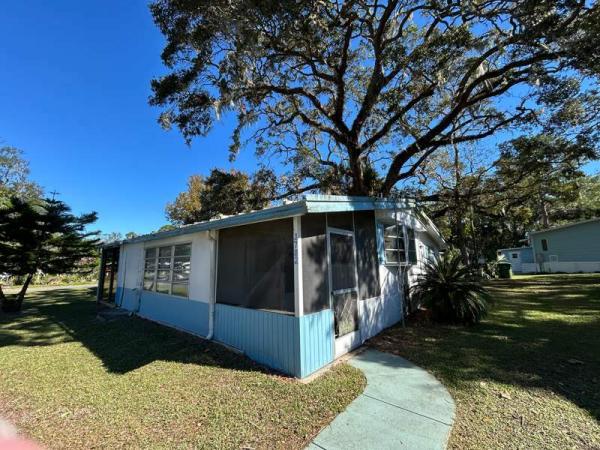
xmin=541 ymin=239 xmax=548 ymax=251
xmin=512 ymin=253 xmax=518 ymax=259
xmin=407 ymin=227 xmax=417 ymax=264
xmin=382 ymin=223 xmax=417 ymax=265
xmin=383 ymin=223 xmax=406 ymax=265
xmin=143 ymin=244 xmax=191 ymax=297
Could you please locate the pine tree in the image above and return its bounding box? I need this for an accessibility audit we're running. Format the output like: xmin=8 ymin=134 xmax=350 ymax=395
xmin=0 ymin=196 xmax=100 ymax=312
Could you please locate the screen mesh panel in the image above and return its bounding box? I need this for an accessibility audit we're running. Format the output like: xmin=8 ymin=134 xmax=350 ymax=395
xmin=330 ymin=233 xmax=357 ymax=291
xmin=301 ymin=214 xmax=329 ymax=314
xmin=329 ymin=230 xmax=359 ymax=337
xmin=354 ymin=210 xmax=381 ymax=299
xmin=217 ymin=219 xmax=295 ymax=314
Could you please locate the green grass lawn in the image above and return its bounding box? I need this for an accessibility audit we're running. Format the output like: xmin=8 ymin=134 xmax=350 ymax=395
xmin=369 ymin=274 xmax=600 ymax=449
xmin=0 ymin=287 xmax=365 ymax=449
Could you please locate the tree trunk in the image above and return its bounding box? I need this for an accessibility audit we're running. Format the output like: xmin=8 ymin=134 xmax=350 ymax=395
xmin=539 ymin=192 xmax=550 ymax=228
xmin=452 ymin=144 xmax=470 ymax=266
xmin=348 ymin=149 xmax=366 ymax=195
xmin=1 ymin=273 xmax=33 ymax=313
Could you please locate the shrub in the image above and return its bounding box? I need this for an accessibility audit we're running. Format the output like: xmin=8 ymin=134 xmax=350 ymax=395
xmin=411 ymin=252 xmax=491 ymax=325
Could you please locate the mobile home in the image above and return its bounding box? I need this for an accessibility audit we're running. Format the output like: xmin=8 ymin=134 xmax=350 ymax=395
xmin=497 ymin=217 xmax=600 ymax=274
xmin=98 ymin=195 xmax=445 ymax=378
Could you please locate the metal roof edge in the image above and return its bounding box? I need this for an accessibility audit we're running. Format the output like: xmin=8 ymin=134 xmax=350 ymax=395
xmin=497 ymin=246 xmax=533 ymax=252
xmin=528 ymin=217 xmax=600 ymax=236
xmin=108 ymin=194 xmax=430 ymax=248
xmin=112 ymin=200 xmax=308 ymax=247
xmin=417 ymin=210 xmax=447 ymax=248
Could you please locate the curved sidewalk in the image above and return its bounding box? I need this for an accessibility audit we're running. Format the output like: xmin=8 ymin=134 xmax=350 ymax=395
xmin=307 ymin=349 xmax=455 ymax=450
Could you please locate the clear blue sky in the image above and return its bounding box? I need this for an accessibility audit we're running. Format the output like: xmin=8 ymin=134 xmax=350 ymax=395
xmin=1 ymin=2 xmax=598 ymax=236
xmin=0 ymin=1 xmax=259 ymax=236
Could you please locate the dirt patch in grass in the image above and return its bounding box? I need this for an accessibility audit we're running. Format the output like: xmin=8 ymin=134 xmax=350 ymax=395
xmin=369 ymin=274 xmax=600 ymax=449
xmin=0 ymin=287 xmax=365 ymax=449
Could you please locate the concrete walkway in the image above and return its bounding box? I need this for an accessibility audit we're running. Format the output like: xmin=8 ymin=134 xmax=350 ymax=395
xmin=307 ymin=349 xmax=455 ymax=450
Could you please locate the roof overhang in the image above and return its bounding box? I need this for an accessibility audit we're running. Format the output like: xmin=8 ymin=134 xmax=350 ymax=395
xmin=106 ymin=194 xmax=439 ymax=247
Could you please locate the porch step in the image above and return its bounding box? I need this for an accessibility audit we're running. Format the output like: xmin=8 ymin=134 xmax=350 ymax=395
xmin=96 ymin=308 xmax=130 ymax=322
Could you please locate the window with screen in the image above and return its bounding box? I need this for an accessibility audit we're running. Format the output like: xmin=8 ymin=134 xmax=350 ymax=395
xmin=407 ymin=227 xmax=417 ymax=263
xmin=383 ymin=224 xmax=417 ymax=265
xmin=541 ymin=239 xmax=548 ymax=251
xmin=217 ymin=219 xmax=294 ymax=314
xmin=143 ymin=244 xmax=191 ymax=297
xmin=383 ymin=223 xmax=406 ymax=265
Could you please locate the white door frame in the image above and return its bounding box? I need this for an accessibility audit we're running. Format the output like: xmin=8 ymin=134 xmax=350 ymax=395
xmin=326 ymin=226 xmax=362 ymax=359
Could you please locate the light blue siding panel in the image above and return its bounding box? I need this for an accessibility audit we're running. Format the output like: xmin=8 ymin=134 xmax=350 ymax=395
xmin=138 ymin=291 xmax=209 ymax=337
xmin=114 ymin=286 xmax=122 ymax=304
xmin=298 ymin=309 xmax=334 ymax=378
xmin=532 ymin=220 xmax=600 ymax=262
xmin=521 ymin=247 xmax=534 ymax=263
xmin=214 ymin=304 xmax=300 ymax=376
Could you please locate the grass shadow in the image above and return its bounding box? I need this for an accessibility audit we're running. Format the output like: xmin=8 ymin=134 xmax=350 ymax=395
xmin=367 ymin=274 xmax=600 ymax=422
xmin=0 ymin=287 xmax=269 ymax=375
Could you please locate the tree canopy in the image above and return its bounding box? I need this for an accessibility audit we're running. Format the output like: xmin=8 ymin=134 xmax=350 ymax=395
xmin=150 ymin=0 xmax=600 ymax=196
xmin=165 ymin=168 xmax=277 ymax=224
xmin=420 ymin=133 xmax=598 ymax=262
xmin=0 ymin=146 xmax=42 ymax=202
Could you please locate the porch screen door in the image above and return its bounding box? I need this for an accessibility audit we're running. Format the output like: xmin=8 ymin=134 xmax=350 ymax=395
xmin=329 ymin=231 xmax=359 ymax=337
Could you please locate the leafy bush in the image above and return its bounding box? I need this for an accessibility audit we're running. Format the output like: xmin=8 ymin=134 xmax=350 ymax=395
xmin=411 ymin=252 xmax=491 ymax=325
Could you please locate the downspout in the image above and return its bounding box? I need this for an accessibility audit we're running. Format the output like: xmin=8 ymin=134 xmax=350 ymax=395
xmin=117 ymin=245 xmax=127 ymax=308
xmin=206 ymin=230 xmax=218 ymax=340
xmin=393 ymin=199 xmax=406 ymax=327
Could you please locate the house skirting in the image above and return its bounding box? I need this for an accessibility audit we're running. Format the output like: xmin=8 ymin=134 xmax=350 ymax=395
xmin=214 ymin=304 xmax=333 ymax=378
xmin=113 ymin=289 xmax=334 ymax=378
xmin=115 ymin=287 xmax=209 ymax=337
xmin=541 ymin=261 xmax=600 ymax=273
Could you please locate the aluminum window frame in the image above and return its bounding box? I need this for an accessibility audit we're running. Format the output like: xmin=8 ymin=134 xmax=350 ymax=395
xmin=381 ymin=221 xmax=417 ymax=267
xmin=143 ymin=242 xmax=192 ymax=298
xmin=382 ymin=222 xmax=407 ymax=267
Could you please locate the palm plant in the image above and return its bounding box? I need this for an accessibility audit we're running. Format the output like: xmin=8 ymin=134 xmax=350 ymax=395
xmin=411 ymin=251 xmax=491 ymax=325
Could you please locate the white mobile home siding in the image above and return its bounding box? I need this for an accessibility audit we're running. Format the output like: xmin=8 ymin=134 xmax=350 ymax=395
xmin=104 ymin=195 xmax=445 ymax=378
xmin=116 ymin=231 xmax=216 ymax=336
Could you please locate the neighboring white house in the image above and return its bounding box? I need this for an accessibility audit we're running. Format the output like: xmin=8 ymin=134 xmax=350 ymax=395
xmin=98 ymin=195 xmax=445 ymax=378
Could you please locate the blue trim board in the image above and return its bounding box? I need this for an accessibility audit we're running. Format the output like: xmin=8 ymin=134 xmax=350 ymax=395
xmin=137 ymin=291 xmax=209 ymax=337
xmin=298 ymin=309 xmax=334 ymax=378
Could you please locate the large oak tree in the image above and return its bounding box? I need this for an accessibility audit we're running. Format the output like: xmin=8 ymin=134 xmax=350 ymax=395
xmin=150 ymin=0 xmax=599 ymax=196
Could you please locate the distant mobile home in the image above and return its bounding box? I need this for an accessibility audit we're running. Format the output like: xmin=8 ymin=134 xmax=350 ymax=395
xmin=497 ymin=247 xmax=535 ymax=274
xmin=498 ymin=217 xmax=600 ymax=274
xmin=98 ymin=195 xmax=445 ymax=378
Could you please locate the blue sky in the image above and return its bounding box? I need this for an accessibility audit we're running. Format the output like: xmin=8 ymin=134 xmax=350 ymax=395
xmin=0 ymin=1 xmax=259 ymax=236
xmin=1 ymin=2 xmax=598 ymax=236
